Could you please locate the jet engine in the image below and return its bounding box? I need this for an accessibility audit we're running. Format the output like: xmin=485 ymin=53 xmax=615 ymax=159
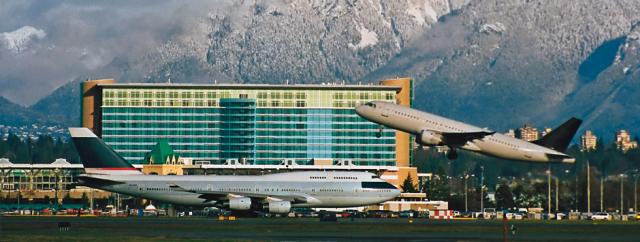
xmin=227 ymin=197 xmax=251 ymax=210
xmin=266 ymin=201 xmax=291 ymax=214
xmin=417 ymin=130 xmax=444 ymax=146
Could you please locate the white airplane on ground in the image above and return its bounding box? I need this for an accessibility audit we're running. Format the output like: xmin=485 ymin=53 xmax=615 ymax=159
xmin=69 ymin=128 xmax=400 ymax=213
xmin=355 ymin=101 xmax=582 ymax=163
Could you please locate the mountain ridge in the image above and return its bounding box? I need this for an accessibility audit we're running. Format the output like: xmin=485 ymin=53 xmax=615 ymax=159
xmin=2 ymin=0 xmax=639 ymax=141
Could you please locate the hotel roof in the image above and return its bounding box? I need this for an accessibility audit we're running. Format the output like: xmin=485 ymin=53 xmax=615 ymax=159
xmin=97 ymin=82 xmax=402 ymax=91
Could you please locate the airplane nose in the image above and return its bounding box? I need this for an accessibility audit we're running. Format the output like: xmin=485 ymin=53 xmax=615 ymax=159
xmin=355 ymin=105 xmax=365 ymax=116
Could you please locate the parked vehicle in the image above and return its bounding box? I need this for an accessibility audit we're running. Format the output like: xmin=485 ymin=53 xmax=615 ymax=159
xmin=483 ymin=208 xmax=496 ymax=219
xmin=514 ymin=213 xmax=524 ymax=220
xmin=505 ymin=212 xmax=514 ymax=220
xmin=366 ymin=210 xmax=392 ymax=218
xmin=590 ymin=212 xmax=611 ymax=221
xmin=399 ymin=210 xmax=414 ymax=218
xmin=319 ymin=211 xmax=337 ymax=222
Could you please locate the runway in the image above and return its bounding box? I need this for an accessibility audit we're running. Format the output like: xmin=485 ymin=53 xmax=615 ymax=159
xmin=1 ymin=216 xmax=639 ymax=241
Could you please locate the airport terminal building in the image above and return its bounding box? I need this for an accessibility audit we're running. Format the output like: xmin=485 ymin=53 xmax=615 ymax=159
xmin=82 ymin=78 xmax=414 ymax=170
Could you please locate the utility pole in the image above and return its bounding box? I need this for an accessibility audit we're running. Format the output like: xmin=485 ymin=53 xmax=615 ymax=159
xmin=587 ymin=160 xmax=591 ymax=214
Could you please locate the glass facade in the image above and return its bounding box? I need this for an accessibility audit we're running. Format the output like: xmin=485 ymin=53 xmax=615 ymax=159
xmin=100 ymin=85 xmax=399 ymax=166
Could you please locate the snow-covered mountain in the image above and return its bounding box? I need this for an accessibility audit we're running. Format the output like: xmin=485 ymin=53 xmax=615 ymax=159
xmin=0 ymin=26 xmax=46 ymax=53
xmin=3 ymin=0 xmax=640 ymax=140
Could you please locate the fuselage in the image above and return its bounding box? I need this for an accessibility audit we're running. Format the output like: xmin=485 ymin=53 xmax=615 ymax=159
xmin=80 ymin=171 xmax=400 ymax=208
xmin=355 ymin=101 xmax=575 ymax=163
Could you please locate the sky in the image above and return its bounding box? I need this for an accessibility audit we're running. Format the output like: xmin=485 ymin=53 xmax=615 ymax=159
xmin=0 ymin=0 xmax=223 ymax=106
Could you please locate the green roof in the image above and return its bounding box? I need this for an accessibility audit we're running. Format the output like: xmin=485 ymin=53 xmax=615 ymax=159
xmin=144 ymin=139 xmax=179 ymax=164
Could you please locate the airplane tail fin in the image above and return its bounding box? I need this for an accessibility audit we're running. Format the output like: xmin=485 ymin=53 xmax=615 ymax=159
xmin=69 ymin=128 xmax=141 ymax=175
xmin=532 ymin=117 xmax=582 ymax=153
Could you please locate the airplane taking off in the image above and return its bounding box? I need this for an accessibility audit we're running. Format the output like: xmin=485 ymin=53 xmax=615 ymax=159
xmin=355 ymin=101 xmax=582 ymax=163
xmin=69 ymin=128 xmax=400 ymax=213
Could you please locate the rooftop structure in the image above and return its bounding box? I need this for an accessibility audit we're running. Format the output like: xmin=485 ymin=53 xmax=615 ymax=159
xmin=580 ymin=130 xmax=597 ymax=151
xmin=516 ymin=124 xmax=539 ymax=142
xmin=615 ymin=130 xmax=638 ymax=152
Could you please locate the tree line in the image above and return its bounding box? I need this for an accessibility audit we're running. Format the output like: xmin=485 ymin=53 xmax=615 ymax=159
xmin=0 ymin=134 xmax=79 ymax=164
xmin=411 ymin=142 xmax=640 ymax=212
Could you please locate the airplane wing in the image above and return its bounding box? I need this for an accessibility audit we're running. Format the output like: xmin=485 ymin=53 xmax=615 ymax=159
xmin=168 ymin=183 xmax=313 ymax=204
xmin=440 ymin=131 xmax=495 ymax=146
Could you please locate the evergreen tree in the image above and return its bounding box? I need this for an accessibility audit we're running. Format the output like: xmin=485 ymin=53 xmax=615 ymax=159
xmin=495 ymin=180 xmax=515 ymax=210
xmin=62 ymin=141 xmax=80 ymax=163
xmin=81 ymin=193 xmax=89 ymax=209
xmin=62 ymin=193 xmax=73 ymax=204
xmin=401 ymin=174 xmax=417 ymax=193
xmin=14 ymin=139 xmax=30 ymax=163
xmin=53 ymin=137 xmax=65 ymax=158
xmin=0 ymin=137 xmax=8 ymax=157
xmin=428 ymin=175 xmax=451 ymax=201
xmin=32 ymin=135 xmax=54 ymax=163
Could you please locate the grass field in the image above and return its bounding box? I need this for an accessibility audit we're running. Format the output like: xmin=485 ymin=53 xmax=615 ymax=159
xmin=1 ymin=216 xmax=639 ymax=241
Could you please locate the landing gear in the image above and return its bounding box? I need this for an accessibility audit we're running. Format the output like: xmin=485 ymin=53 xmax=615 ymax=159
xmin=446 ymin=148 xmax=458 ymax=160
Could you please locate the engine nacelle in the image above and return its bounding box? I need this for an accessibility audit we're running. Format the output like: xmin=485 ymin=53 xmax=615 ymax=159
xmin=227 ymin=197 xmax=251 ymax=210
xmin=417 ymin=130 xmax=444 ymax=146
xmin=266 ymin=201 xmax=291 ymax=214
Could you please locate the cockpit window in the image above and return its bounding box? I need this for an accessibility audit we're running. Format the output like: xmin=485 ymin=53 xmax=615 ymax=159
xmin=365 ymin=102 xmax=376 ymax=108
xmin=361 ymin=182 xmax=397 ymax=189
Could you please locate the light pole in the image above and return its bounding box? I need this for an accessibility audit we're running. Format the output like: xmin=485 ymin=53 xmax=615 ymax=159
xmin=601 ymin=170 xmax=605 ymax=212
xmin=574 ymin=168 xmax=578 ymax=212
xmin=464 ymin=172 xmax=469 ymax=212
xmin=547 ymin=166 xmax=551 ymax=215
xmin=555 ymin=176 xmax=559 ymax=213
xmin=587 ymin=160 xmax=591 ymax=214
xmin=620 ymin=174 xmax=625 ymax=215
xmin=634 ymin=171 xmax=638 ymax=212
xmin=480 ymin=166 xmax=485 ymax=214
